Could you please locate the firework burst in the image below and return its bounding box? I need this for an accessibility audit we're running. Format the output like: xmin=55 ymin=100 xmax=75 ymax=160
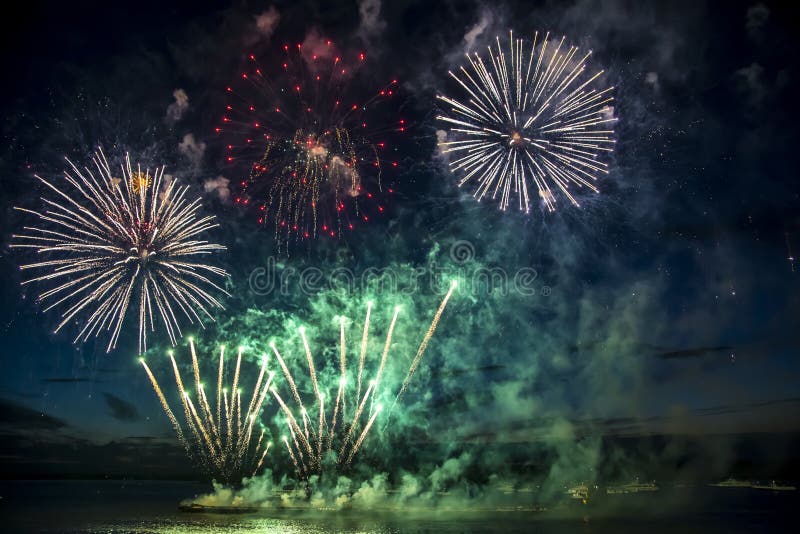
xmin=270 ymin=282 xmax=456 ymax=478
xmin=12 ymin=149 xmax=229 ymax=354
xmin=218 ymin=40 xmax=403 ymax=249
xmin=140 ymin=340 xmax=274 ymax=485
xmin=437 ymin=31 xmax=617 ymax=212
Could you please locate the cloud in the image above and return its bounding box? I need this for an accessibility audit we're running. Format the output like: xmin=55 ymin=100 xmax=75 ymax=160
xmin=40 ymin=377 xmax=97 ymax=384
xmin=102 ymin=393 xmax=140 ymax=422
xmin=178 ymin=133 xmax=206 ymax=170
xmin=645 ymin=71 xmax=660 ymax=92
xmin=357 ymin=0 xmax=386 ymax=40
xmin=0 ymin=398 xmax=67 ymax=431
xmin=165 ymin=88 xmax=189 ymax=124
xmin=463 ymin=9 xmax=493 ymax=51
xmin=254 ymin=6 xmax=280 ymax=39
xmin=204 ymin=175 xmax=231 ymax=201
xmin=301 ymin=28 xmax=335 ymax=65
xmin=655 ymin=346 xmax=733 ymax=359
xmin=736 ymin=62 xmax=767 ymax=107
xmin=745 ymin=3 xmax=769 ymax=40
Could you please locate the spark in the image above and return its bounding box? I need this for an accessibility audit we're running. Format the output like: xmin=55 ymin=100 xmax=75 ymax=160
xmin=12 ymin=149 xmax=229 ymax=353
xmin=437 ymin=31 xmax=617 ymax=213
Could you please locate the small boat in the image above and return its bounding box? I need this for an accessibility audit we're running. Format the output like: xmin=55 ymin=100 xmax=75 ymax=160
xmin=751 ymin=481 xmax=796 ymax=492
xmin=606 ymin=479 xmax=659 ymax=494
xmin=179 ymin=502 xmax=261 ymax=514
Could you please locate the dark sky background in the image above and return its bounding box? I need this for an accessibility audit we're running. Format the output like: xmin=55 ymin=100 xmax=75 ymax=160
xmin=0 ymin=0 xmax=799 ymax=483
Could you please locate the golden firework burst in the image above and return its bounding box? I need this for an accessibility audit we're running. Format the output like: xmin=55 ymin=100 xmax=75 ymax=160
xmin=131 ymin=171 xmax=152 ymax=193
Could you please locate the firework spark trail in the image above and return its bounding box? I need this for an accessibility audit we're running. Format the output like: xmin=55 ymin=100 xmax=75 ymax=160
xmin=139 ymin=359 xmax=186 ymax=450
xmin=271 ymin=342 xmax=307 ymax=417
xmin=344 ymin=404 xmax=382 ymax=467
xmin=317 ymin=393 xmax=325 ymax=461
xmin=189 ymin=338 xmax=221 ymax=447
xmin=392 ymin=281 xmax=458 ymax=415
xmin=241 ymin=356 xmax=269 ymax=435
xmin=270 ymin=291 xmax=455 ymax=477
xmin=374 ymin=305 xmax=400 ymax=393
xmin=339 ymin=380 xmax=375 ymax=459
xmin=186 ymin=394 xmax=219 ymax=466
xmin=254 ymin=441 xmax=272 ymax=476
xmin=437 ymin=31 xmax=616 ymax=213
xmin=199 ymin=385 xmax=222 ymax=449
xmin=253 ymin=428 xmax=266 ymax=464
xmin=223 ymin=388 xmax=232 ymax=448
xmin=282 ymin=435 xmax=301 ymax=476
xmin=216 ymin=346 xmax=225 ymax=427
xmin=168 ymin=351 xmax=203 ymax=454
xmin=291 ymin=425 xmax=310 ymax=474
xmin=12 ymin=149 xmax=229 ymax=353
xmin=270 ymin=388 xmax=314 ymax=459
xmin=239 ymin=370 xmax=274 ymax=461
xmin=328 ymin=316 xmax=348 ymax=451
xmin=299 ymin=327 xmax=324 ymax=448
xmin=141 ymin=346 xmax=273 ymax=485
xmin=356 ymin=300 xmax=372 ymax=403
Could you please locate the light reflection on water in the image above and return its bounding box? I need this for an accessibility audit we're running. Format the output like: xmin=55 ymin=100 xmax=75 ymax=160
xmin=1 ymin=480 xmax=794 ymax=533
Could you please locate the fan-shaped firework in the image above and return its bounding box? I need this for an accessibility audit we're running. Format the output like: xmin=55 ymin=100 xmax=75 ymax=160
xmin=437 ymin=31 xmax=617 ymax=212
xmin=218 ymin=40 xmax=404 ymax=249
xmin=270 ymin=282 xmax=456 ymax=479
xmin=140 ymin=341 xmax=274 ymax=485
xmin=12 ymin=150 xmax=229 ymax=354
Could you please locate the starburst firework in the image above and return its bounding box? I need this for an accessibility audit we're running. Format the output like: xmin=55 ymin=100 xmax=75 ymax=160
xmin=437 ymin=31 xmax=617 ymax=212
xmin=12 ymin=149 xmax=229 ymax=353
xmin=140 ymin=340 xmax=274 ymax=485
xmin=218 ymin=40 xmax=403 ymax=249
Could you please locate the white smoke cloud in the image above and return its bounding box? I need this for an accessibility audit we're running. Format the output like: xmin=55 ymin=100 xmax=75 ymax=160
xmin=301 ymin=28 xmax=335 ymax=64
xmin=745 ymin=3 xmax=769 ymax=40
xmin=435 ymin=129 xmax=449 ymax=159
xmin=255 ymin=6 xmax=280 ymax=39
xmin=165 ymin=89 xmax=189 ymax=124
xmin=357 ymin=0 xmax=386 ymax=39
xmin=178 ymin=133 xmax=206 ymax=170
xmin=203 ymin=176 xmax=231 ymax=202
xmin=736 ymin=62 xmax=767 ymax=107
xmin=463 ymin=9 xmax=493 ymax=51
xmin=645 ymin=71 xmax=660 ymax=91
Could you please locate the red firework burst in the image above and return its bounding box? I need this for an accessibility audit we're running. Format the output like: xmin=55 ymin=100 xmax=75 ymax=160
xmin=217 ymin=39 xmax=405 ymax=251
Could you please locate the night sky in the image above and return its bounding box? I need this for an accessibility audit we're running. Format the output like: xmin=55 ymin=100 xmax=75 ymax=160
xmin=0 ymin=0 xmax=799 ymax=484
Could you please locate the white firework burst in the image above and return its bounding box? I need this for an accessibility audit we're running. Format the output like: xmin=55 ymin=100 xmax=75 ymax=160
xmin=12 ymin=149 xmax=229 ymax=354
xmin=437 ymin=30 xmax=617 ymax=212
